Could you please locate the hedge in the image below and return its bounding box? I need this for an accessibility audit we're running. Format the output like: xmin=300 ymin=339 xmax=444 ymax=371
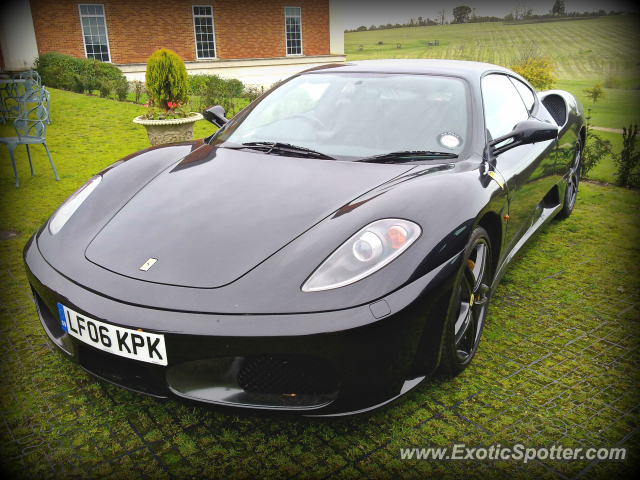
xmin=35 ymin=52 xmax=127 ymax=96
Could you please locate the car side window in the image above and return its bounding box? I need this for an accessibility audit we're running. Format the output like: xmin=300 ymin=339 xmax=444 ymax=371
xmin=509 ymin=77 xmax=536 ymax=112
xmin=481 ymin=74 xmax=529 ymax=140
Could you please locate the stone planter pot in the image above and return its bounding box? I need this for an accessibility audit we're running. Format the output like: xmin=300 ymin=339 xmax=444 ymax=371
xmin=133 ymin=113 xmax=203 ymax=146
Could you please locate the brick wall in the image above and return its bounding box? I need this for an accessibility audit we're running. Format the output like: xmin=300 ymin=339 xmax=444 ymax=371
xmin=29 ymin=0 xmax=330 ymax=64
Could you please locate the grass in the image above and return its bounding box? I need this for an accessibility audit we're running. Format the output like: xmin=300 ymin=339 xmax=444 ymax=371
xmin=345 ymin=15 xmax=640 ymax=82
xmin=0 ymin=86 xmax=639 ymax=478
xmin=555 ymin=79 xmax=640 ymax=130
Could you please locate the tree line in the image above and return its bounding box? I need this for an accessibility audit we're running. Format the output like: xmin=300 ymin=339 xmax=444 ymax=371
xmin=345 ymin=1 xmax=632 ymax=32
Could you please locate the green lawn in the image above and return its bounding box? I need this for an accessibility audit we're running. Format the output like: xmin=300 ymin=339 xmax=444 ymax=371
xmin=555 ymin=79 xmax=640 ymax=130
xmin=0 ymin=87 xmax=639 ymax=478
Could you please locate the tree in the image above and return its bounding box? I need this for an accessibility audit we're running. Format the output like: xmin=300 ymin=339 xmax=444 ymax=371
xmin=453 ymin=6 xmax=472 ymax=23
xmin=552 ymin=0 xmax=565 ymax=16
xmin=524 ymin=5 xmax=534 ymax=19
xmin=438 ymin=9 xmax=447 ymax=25
xmin=512 ymin=3 xmax=522 ymax=21
xmin=356 ymin=26 xmax=367 ymax=31
xmin=582 ymin=84 xmax=605 ymax=108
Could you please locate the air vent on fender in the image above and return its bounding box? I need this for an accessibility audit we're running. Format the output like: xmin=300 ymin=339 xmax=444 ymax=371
xmin=542 ymin=94 xmax=567 ymax=126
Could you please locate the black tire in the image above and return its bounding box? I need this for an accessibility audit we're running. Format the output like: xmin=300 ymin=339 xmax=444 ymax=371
xmin=556 ymin=140 xmax=582 ymax=219
xmin=438 ymin=226 xmax=492 ymax=376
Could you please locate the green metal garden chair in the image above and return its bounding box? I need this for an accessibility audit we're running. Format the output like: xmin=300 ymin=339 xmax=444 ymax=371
xmin=0 ymin=88 xmax=59 ymax=187
xmin=0 ymin=81 xmax=22 ymax=124
xmin=3 ymin=71 xmax=49 ymax=125
xmin=15 ymin=70 xmax=41 ymax=86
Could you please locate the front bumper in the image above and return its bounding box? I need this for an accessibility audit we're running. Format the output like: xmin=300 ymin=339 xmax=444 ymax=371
xmin=25 ymin=234 xmax=462 ymax=416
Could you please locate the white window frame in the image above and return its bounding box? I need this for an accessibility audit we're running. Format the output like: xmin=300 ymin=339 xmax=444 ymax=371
xmin=192 ymin=5 xmax=217 ymax=60
xmin=285 ymin=6 xmax=303 ymax=56
xmin=78 ymin=4 xmax=112 ymax=62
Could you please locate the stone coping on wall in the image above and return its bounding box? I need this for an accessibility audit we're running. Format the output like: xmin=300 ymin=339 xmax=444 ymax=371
xmin=116 ymin=54 xmax=347 ymax=75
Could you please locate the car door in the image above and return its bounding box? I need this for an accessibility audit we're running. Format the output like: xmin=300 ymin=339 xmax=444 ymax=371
xmin=481 ymin=73 xmax=558 ymax=253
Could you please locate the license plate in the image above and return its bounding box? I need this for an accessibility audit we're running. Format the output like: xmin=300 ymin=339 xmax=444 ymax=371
xmin=57 ymin=303 xmax=167 ymax=366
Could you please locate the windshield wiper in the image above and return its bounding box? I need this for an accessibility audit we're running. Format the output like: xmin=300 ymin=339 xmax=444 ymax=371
xmin=358 ymin=151 xmax=458 ymax=163
xmin=240 ymin=142 xmax=335 ymax=160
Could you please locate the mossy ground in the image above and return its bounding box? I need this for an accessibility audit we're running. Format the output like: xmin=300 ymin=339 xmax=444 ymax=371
xmin=0 ymin=84 xmax=639 ymax=479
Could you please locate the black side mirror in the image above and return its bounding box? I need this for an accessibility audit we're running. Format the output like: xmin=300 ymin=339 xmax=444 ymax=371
xmin=489 ymin=119 xmax=558 ymax=156
xmin=203 ymin=105 xmax=228 ymax=128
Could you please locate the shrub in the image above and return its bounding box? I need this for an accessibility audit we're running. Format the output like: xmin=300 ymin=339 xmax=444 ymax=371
xmin=145 ymin=48 xmax=188 ymax=111
xmin=227 ymin=78 xmax=244 ymax=98
xmin=581 ymin=111 xmax=612 ymax=178
xmin=187 ymin=74 xmax=210 ymax=95
xmin=71 ymin=75 xmax=86 ymax=94
xmin=130 ymin=79 xmax=145 ymax=103
xmin=35 ymin=52 xmax=84 ymax=88
xmin=511 ymin=41 xmax=556 ymax=90
xmin=187 ymin=73 xmax=245 ymax=116
xmin=612 ymin=124 xmax=640 ymax=188
xmin=80 ymin=74 xmax=99 ymax=94
xmin=35 ymin=52 xmax=126 ymax=95
xmin=603 ymin=71 xmax=620 ymax=89
xmin=242 ymin=85 xmax=262 ymax=104
xmin=98 ymin=80 xmax=112 ymax=98
xmin=114 ymin=78 xmax=129 ymax=101
xmin=511 ymin=56 xmax=556 ymax=90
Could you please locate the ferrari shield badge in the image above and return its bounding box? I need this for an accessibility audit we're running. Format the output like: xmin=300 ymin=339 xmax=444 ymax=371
xmin=140 ymin=258 xmax=158 ymax=271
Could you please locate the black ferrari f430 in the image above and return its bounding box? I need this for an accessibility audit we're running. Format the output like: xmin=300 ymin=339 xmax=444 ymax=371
xmin=25 ymin=60 xmax=585 ymax=416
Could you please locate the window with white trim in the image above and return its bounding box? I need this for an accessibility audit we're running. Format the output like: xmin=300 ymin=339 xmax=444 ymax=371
xmin=285 ymin=7 xmax=302 ymax=56
xmin=193 ymin=6 xmax=216 ymax=59
xmin=78 ymin=4 xmax=111 ymax=62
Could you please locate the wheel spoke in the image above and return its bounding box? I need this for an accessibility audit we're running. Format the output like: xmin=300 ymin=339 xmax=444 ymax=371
xmin=454 ymin=303 xmax=471 ymax=344
xmin=466 ymin=242 xmax=487 ymax=294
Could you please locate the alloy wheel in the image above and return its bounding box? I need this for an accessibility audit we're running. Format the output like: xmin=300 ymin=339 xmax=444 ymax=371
xmin=566 ymin=146 xmax=581 ymax=211
xmin=453 ymin=239 xmax=490 ymax=363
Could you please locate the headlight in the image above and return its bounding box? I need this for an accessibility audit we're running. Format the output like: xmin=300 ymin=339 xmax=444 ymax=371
xmin=302 ymin=219 xmax=421 ymax=292
xmin=48 ymin=175 xmax=102 ymax=235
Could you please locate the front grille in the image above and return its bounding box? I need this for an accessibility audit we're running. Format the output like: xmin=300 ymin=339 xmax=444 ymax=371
xmin=80 ymin=345 xmax=166 ymax=398
xmin=542 ymin=94 xmax=567 ymax=126
xmin=237 ymin=355 xmax=339 ymax=396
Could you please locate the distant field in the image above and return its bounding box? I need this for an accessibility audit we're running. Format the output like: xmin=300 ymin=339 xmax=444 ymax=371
xmin=345 ymin=15 xmax=640 ymax=81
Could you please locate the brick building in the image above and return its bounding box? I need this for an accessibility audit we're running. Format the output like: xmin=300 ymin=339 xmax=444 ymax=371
xmin=0 ymin=0 xmax=345 ymax=86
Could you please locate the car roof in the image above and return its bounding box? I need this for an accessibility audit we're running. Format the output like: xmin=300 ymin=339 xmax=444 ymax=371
xmin=303 ymin=59 xmax=514 ymax=82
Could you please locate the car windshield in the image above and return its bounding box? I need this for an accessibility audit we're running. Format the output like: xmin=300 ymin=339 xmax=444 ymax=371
xmin=213 ymin=73 xmax=471 ymax=161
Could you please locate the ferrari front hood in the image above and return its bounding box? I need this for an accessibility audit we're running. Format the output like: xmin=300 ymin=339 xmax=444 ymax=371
xmin=85 ymin=145 xmax=413 ymax=288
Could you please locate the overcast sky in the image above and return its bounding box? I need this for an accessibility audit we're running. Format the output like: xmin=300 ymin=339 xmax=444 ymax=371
xmin=340 ymin=0 xmax=639 ymax=29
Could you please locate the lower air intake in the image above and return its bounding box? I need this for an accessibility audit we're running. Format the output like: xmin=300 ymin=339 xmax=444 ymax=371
xmin=237 ymin=355 xmax=339 ymax=396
